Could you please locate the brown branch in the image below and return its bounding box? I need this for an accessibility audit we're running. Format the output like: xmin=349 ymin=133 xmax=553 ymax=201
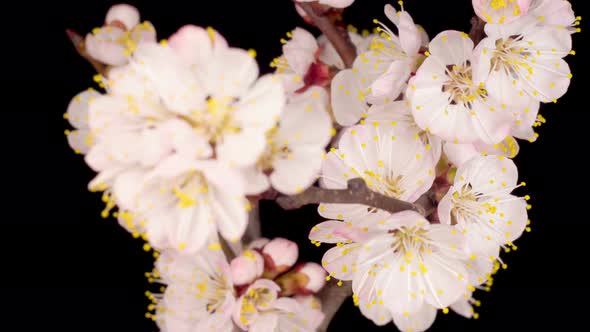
xmin=66 ymin=29 xmax=108 ymax=75
xmin=317 ymin=281 xmax=352 ymax=332
xmin=298 ymin=2 xmax=357 ymax=68
xmin=468 ymin=16 xmax=486 ymax=45
xmin=276 ymin=178 xmax=426 ymax=215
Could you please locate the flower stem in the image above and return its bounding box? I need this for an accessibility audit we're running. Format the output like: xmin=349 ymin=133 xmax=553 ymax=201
xmin=276 ymin=178 xmax=434 ymax=216
xmin=317 ymin=281 xmax=353 ymax=332
xmin=297 ymin=2 xmax=357 ymax=68
xmin=468 ymin=16 xmax=486 ymax=45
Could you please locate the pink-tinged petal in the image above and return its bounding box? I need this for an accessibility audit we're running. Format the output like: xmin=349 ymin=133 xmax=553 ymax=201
xmin=465 ymin=250 xmax=497 ymax=286
xmin=529 ymin=0 xmax=577 ymax=29
xmin=331 ymin=69 xmax=368 ymax=126
xmin=271 ymin=146 xmax=324 ymax=195
xmin=450 ymin=296 xmax=474 ymax=318
xmin=455 ymin=155 xmax=518 ymax=194
xmin=472 ymin=0 xmax=531 ymax=24
xmin=384 ymin=4 xmax=400 ymax=25
xmin=497 ymin=198 xmax=528 ymax=244
xmin=319 ymin=151 xmax=348 ymax=190
xmin=278 ymin=86 xmax=331 ymax=147
xmin=392 ymin=304 xmax=437 ymax=332
xmin=319 ymin=0 xmax=355 ymax=8
xmin=249 ymin=312 xmax=279 ymax=332
xmin=469 ymin=98 xmax=514 ymax=145
xmin=336 ymin=125 xmax=381 ymax=174
xmin=322 ymin=243 xmax=361 ymax=280
xmin=235 ymin=74 xmax=285 ymax=132
xmin=129 ymin=21 xmax=157 ymax=44
xmin=106 ymin=65 xmax=158 ymax=102
xmin=398 ymin=11 xmax=421 ymax=56
xmin=520 ymin=58 xmax=571 ymax=103
xmin=66 ymin=129 xmax=95 ymax=155
xmin=249 ymin=279 xmax=282 ymax=297
xmin=202 ymin=48 xmax=259 ymax=98
xmin=168 ymin=197 xmax=215 ymax=253
xmin=216 ymin=130 xmax=266 ymax=167
xmin=421 ymin=253 xmax=469 ymax=309
xmin=354 ymin=263 xmax=393 ymax=326
xmin=309 ymin=220 xmax=354 ymax=244
xmin=85 ymin=28 xmax=128 ymax=66
xmin=199 ymin=162 xmax=248 ymax=243
xmin=428 ymin=30 xmax=474 ymax=65
xmin=242 ymin=166 xmax=270 ymax=195
xmin=105 ymin=4 xmax=140 ymax=30
xmin=66 ymin=89 xmax=100 ymax=129
xmin=168 ymin=25 xmax=213 ymax=66
xmin=231 ymin=250 xmax=264 ymax=285
xmin=443 ymin=142 xmax=479 ymax=168
xmin=370 ymin=59 xmax=412 ymax=102
xmin=132 ymin=44 xmax=206 ymax=115
xmin=112 ymin=169 xmax=146 ymax=210
xmin=283 ymin=27 xmax=318 ymax=75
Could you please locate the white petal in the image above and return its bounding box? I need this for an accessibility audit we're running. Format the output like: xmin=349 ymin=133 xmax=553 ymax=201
xmin=66 ymin=89 xmax=101 ymax=129
xmin=428 ymin=30 xmax=473 ymax=66
xmin=271 ymin=146 xmax=324 ymax=195
xmin=235 ymin=74 xmax=285 ymax=132
xmin=242 ymin=166 xmax=270 ymax=195
xmin=398 ymin=11 xmax=421 ymax=56
xmin=331 ymin=69 xmax=368 ymax=126
xmin=392 ymin=304 xmax=437 ymax=332
xmin=85 ymin=28 xmax=128 ymax=66
xmin=203 ymin=47 xmax=260 ymax=99
xmin=66 ymin=129 xmax=95 ymax=155
xmin=283 ymin=27 xmax=318 ymax=75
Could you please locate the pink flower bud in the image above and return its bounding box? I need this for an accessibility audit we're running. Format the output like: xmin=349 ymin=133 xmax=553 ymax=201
xmin=275 ymin=262 xmax=327 ymax=296
xmin=105 ymin=4 xmax=140 ymax=30
xmin=298 ymin=262 xmax=327 ymax=293
xmin=230 ymin=250 xmax=264 ymax=286
xmin=262 ymin=238 xmax=299 ymax=275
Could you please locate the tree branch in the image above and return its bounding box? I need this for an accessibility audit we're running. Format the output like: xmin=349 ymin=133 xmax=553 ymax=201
xmin=468 ymin=16 xmax=486 ymax=45
xmin=317 ymin=281 xmax=352 ymax=332
xmin=66 ymin=29 xmax=108 ymax=75
xmin=276 ymin=178 xmax=427 ymax=215
xmin=298 ymin=2 xmax=357 ymax=68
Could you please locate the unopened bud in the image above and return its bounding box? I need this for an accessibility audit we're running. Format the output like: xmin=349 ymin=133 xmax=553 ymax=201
xmin=276 ymin=262 xmax=327 ymax=296
xmin=262 ymin=238 xmax=299 ymax=277
xmin=106 ymin=4 xmax=140 ymax=30
xmin=230 ymin=250 xmax=264 ymax=286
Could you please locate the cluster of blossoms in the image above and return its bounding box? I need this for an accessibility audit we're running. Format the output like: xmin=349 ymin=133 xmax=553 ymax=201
xmin=149 ymin=237 xmax=326 ymax=331
xmin=65 ymin=1 xmax=578 ymax=331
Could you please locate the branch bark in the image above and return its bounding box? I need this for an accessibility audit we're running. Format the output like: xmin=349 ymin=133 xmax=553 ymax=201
xmin=468 ymin=16 xmax=486 ymax=45
xmin=276 ymin=178 xmax=428 ymax=216
xmin=66 ymin=29 xmax=108 ymax=75
xmin=317 ymin=281 xmax=353 ymax=332
xmin=298 ymin=2 xmax=357 ymax=68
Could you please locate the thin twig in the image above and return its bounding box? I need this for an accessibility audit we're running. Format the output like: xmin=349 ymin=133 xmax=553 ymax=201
xmin=276 ymin=178 xmax=426 ymax=215
xmin=317 ymin=281 xmax=353 ymax=332
xmin=298 ymin=2 xmax=357 ymax=68
xmin=66 ymin=29 xmax=108 ymax=75
xmin=468 ymin=16 xmax=486 ymax=45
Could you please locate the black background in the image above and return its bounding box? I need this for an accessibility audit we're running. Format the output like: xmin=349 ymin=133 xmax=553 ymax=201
xmin=10 ymin=0 xmax=588 ymax=331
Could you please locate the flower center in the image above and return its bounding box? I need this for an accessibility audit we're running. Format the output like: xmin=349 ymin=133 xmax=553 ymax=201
xmin=443 ymin=63 xmax=487 ymax=107
xmin=257 ymin=127 xmax=292 ymax=172
xmin=195 ymin=275 xmax=232 ymax=313
xmin=390 ymin=226 xmax=430 ymax=256
xmin=239 ymin=287 xmax=275 ymax=325
xmin=491 ymin=36 xmax=531 ymax=75
xmin=450 ymin=184 xmax=479 ymax=225
xmin=184 ymin=97 xmax=242 ymax=145
xmin=170 ymin=171 xmax=208 ymax=208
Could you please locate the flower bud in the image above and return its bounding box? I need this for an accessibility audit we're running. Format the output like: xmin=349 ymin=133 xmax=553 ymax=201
xmin=106 ymin=4 xmax=140 ymax=30
xmin=230 ymin=250 xmax=264 ymax=286
xmin=275 ymin=262 xmax=327 ymax=296
xmin=262 ymin=238 xmax=299 ymax=277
